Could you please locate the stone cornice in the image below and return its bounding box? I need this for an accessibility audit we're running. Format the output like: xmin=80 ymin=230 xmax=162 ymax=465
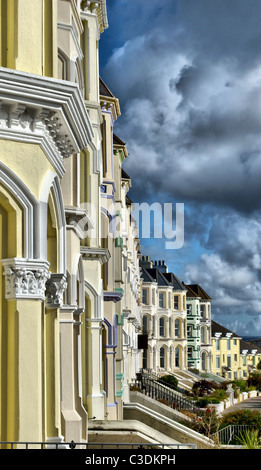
xmin=80 ymin=1 xmax=108 ymax=35
xmin=80 ymin=246 xmax=111 ymax=264
xmin=65 ymin=206 xmax=94 ymax=239
xmin=0 ymin=68 xmax=94 ymax=176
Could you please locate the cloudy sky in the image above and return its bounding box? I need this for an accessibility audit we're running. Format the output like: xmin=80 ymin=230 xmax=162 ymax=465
xmin=99 ymin=0 xmax=261 ymax=337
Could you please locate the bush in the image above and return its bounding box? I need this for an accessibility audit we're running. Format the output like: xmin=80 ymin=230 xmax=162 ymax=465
xmin=220 ymin=409 xmax=261 ymax=433
xmin=192 ymin=379 xmax=217 ymax=397
xmin=247 ymin=371 xmax=261 ymax=390
xmin=231 ymin=380 xmax=247 ymax=394
xmin=211 ymin=388 xmax=227 ymax=401
xmin=189 ymin=408 xmax=220 ymax=437
xmin=237 ymin=429 xmax=261 ymax=449
xmin=196 ymin=397 xmax=220 ymax=407
xmin=159 ymin=375 xmax=178 ymax=388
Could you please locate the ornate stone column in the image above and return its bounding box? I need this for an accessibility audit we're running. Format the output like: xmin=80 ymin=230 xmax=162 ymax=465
xmin=1 ymin=258 xmax=50 ymax=443
xmin=45 ymin=273 xmax=67 ymax=444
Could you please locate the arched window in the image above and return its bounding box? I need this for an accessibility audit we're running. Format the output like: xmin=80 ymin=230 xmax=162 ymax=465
xmin=175 ymin=319 xmax=180 ymax=338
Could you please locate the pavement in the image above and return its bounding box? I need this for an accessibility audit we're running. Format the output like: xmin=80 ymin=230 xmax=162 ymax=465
xmin=221 ymin=396 xmax=261 ymax=415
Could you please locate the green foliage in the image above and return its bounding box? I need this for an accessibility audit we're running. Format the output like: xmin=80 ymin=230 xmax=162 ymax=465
xmin=196 ymin=397 xmax=220 ymax=407
xmin=192 ymin=379 xmax=217 ymax=397
xmin=232 ymin=380 xmax=247 ymax=392
xmin=247 ymin=371 xmax=261 ymax=390
xmin=220 ymin=409 xmax=261 ymax=432
xmin=159 ymin=374 xmax=178 ymax=388
xmin=211 ymin=388 xmax=227 ymax=401
xmin=189 ymin=408 xmax=220 ymax=437
xmin=237 ymin=429 xmax=261 ymax=449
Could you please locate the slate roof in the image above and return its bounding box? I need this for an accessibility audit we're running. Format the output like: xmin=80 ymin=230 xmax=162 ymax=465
xmin=113 ymin=133 xmax=126 ymax=146
xmin=240 ymin=339 xmax=261 ymax=354
xmin=184 ymin=284 xmax=200 ymax=298
xmin=99 ymin=76 xmax=115 ymax=97
xmin=121 ymin=168 xmax=131 ymax=180
xmin=185 ymin=284 xmax=212 ymax=301
xmin=211 ymin=320 xmax=241 ymax=338
xmin=163 ymin=272 xmax=186 ymax=291
xmin=145 ymin=268 xmax=172 ymax=287
xmin=140 ymin=267 xmax=156 ymax=283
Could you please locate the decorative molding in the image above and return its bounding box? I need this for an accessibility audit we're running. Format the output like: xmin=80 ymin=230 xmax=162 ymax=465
xmin=65 ymin=206 xmax=94 ymax=240
xmin=103 ymin=290 xmax=123 ymax=303
xmin=1 ymin=258 xmax=50 ymax=301
xmin=80 ymin=1 xmax=108 ymax=35
xmin=81 ymin=246 xmax=110 ymax=265
xmin=45 ymin=273 xmax=67 ymax=308
xmin=0 ymin=68 xmax=94 ymax=176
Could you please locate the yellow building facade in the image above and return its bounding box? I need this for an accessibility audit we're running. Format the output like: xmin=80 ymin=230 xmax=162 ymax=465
xmin=211 ymin=320 xmax=242 ymax=380
xmin=0 ymin=0 xmax=141 ymax=446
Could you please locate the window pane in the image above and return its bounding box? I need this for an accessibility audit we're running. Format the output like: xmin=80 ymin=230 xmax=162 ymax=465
xmin=187 ymin=304 xmax=192 ymax=315
xmin=142 ymin=289 xmax=148 ymax=305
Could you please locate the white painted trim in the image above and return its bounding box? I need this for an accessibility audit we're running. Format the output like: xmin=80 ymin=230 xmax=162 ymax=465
xmin=0 ymin=161 xmax=38 ymax=259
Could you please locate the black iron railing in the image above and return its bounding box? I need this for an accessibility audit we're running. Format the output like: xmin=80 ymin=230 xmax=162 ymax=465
xmin=134 ymin=372 xmax=200 ymax=415
xmin=0 ymin=441 xmax=197 ymax=450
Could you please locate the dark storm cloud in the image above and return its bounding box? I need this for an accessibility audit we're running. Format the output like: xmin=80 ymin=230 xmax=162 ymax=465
xmin=100 ymin=0 xmax=261 ymax=334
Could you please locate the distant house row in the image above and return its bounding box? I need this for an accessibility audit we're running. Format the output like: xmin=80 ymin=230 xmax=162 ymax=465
xmin=139 ymin=256 xmax=261 ymax=381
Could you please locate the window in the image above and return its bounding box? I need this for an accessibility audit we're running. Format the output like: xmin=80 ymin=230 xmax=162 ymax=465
xmin=142 ymin=289 xmax=148 ymax=305
xmin=216 ymin=339 xmax=220 ymax=350
xmin=187 ymin=325 xmax=193 ymax=337
xmin=188 ymin=347 xmax=193 ymax=359
xmin=201 ymin=327 xmax=205 ymax=343
xmin=187 ymin=304 xmax=192 ymax=315
xmin=227 ymin=355 xmax=231 ymax=368
xmin=174 ymin=295 xmax=179 ymax=310
xmin=152 ymin=289 xmax=155 ymax=305
xmin=227 ymin=339 xmax=231 ymax=350
xmin=175 ymin=347 xmax=180 ymax=367
xmin=159 ymin=317 xmax=165 ymax=337
xmin=216 ymin=355 xmax=220 ymax=369
xmin=200 ymin=305 xmax=205 ymax=317
xmin=233 ymin=339 xmax=237 ymax=346
xmin=175 ymin=319 xmax=180 ymax=338
xmin=243 ymin=355 xmax=246 ymax=366
xmin=142 ymin=316 xmax=148 ymax=335
xmin=159 ymin=292 xmax=164 ymax=308
xmin=168 ymin=292 xmax=171 ymax=309
xmin=143 ymin=349 xmax=148 ymax=369
xmin=160 ymin=347 xmax=165 ymax=368
xmin=234 ymin=354 xmax=237 ymax=362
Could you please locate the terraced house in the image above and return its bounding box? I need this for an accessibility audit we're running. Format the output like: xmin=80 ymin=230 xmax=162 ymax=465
xmin=211 ymin=320 xmax=242 ymax=380
xmin=0 ymin=0 xmax=259 ymax=451
xmin=140 ymin=257 xmax=188 ymax=373
xmin=0 ymin=0 xmax=141 ymax=446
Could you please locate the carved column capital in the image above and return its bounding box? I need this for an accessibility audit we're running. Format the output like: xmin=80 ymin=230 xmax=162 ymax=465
xmin=45 ymin=273 xmax=67 ymax=309
xmin=1 ymin=258 xmax=50 ymax=301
